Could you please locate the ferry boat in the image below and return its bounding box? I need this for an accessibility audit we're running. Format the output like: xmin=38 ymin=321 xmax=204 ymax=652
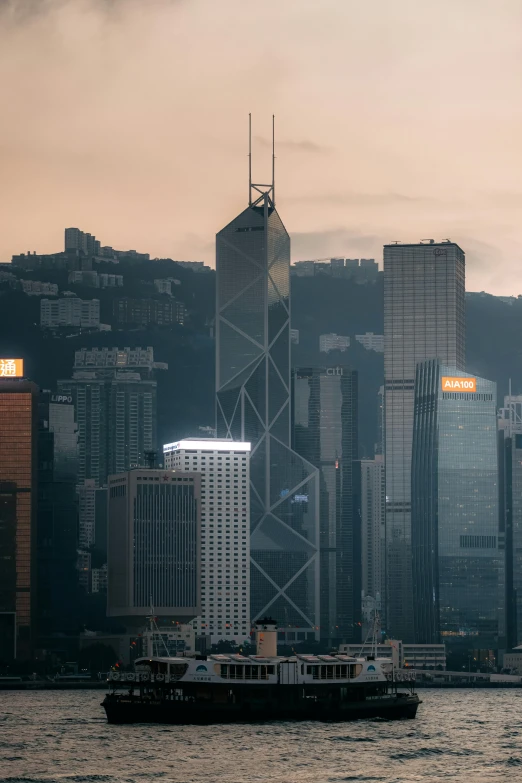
xmin=102 ymin=618 xmax=421 ymax=724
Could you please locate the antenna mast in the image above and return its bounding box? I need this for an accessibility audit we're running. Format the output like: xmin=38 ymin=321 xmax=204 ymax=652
xmin=272 ymin=114 xmax=276 ymax=207
xmin=248 ymin=113 xmax=252 ymax=207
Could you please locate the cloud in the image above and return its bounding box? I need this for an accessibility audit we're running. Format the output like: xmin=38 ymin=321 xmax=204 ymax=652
xmin=290 ymin=227 xmax=382 ymax=262
xmin=287 ymin=191 xmax=442 ymax=207
xmin=254 ymin=135 xmax=331 ymax=155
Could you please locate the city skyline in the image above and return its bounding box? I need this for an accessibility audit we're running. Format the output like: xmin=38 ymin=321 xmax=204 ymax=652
xmin=1 ymin=1 xmax=521 ymax=295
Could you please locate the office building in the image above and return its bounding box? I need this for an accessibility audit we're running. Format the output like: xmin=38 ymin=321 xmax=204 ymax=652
xmin=384 ymin=240 xmax=465 ymax=641
xmin=0 ymin=375 xmax=39 ymax=660
xmin=37 ymin=392 xmax=79 ymax=640
xmin=40 ymin=297 xmax=100 ymax=329
xmin=411 ymin=361 xmax=502 ymax=651
xmin=293 ymin=367 xmax=359 ymax=643
xmin=163 ymin=438 xmax=251 ymax=644
xmin=319 ymin=333 xmax=350 ymax=353
xmin=107 ymin=469 xmax=201 ymax=625
xmin=357 ymin=455 xmax=385 ymax=623
xmin=498 ymin=395 xmax=522 ymax=648
xmin=216 ymin=156 xmax=320 ymax=637
xmin=57 ymin=347 xmax=161 ymax=486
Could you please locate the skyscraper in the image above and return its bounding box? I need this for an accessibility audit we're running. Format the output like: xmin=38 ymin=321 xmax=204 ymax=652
xmin=216 ymin=125 xmax=320 ymax=637
xmin=37 ymin=391 xmax=79 ymax=642
xmin=293 ymin=366 xmax=359 ymax=644
xmin=498 ymin=395 xmax=522 ymax=648
xmin=356 ymin=454 xmax=385 ymax=626
xmin=107 ymin=469 xmax=201 ymax=626
xmin=384 ymin=240 xmax=465 ymax=640
xmin=163 ymin=438 xmax=251 ymax=644
xmin=411 ymin=361 xmax=502 ymax=651
xmin=57 ymin=346 xmax=161 ymax=486
xmin=0 ymin=375 xmax=39 ymax=660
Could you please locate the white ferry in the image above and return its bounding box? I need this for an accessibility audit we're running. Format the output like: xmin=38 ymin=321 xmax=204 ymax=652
xmin=102 ymin=618 xmax=421 ymax=724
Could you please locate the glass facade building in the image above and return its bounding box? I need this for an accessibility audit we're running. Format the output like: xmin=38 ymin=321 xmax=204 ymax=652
xmin=293 ymin=366 xmax=359 ymax=643
xmin=0 ymin=380 xmax=39 ymax=660
xmin=412 ymin=361 xmax=502 ymax=650
xmin=216 ymin=192 xmax=320 ymax=636
xmin=384 ymin=241 xmax=465 ymax=640
xmin=107 ymin=470 xmax=201 ymax=625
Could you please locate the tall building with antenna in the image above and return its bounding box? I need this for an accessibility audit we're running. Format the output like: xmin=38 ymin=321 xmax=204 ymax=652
xmin=216 ymin=117 xmax=320 ymax=640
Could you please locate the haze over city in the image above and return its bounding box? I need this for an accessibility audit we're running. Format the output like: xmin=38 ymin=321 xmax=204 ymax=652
xmin=1 ymin=0 xmax=522 ymax=293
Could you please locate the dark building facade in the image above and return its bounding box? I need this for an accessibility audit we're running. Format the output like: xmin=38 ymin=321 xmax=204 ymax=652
xmin=216 ymin=183 xmax=320 ymax=638
xmin=384 ymin=241 xmax=466 ymax=641
xmin=0 ymin=380 xmax=39 ymax=660
xmin=113 ymin=298 xmax=186 ymax=328
xmin=411 ymin=361 xmax=502 ymax=652
xmin=37 ymin=392 xmax=79 ymax=642
xmin=107 ymin=470 xmax=201 ymax=626
xmin=293 ymin=366 xmax=360 ymax=643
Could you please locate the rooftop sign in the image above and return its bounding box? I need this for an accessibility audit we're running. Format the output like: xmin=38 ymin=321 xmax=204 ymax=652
xmin=0 ymin=359 xmax=24 ymax=378
xmin=163 ymin=439 xmax=251 ymax=453
xmin=441 ymin=376 xmax=476 ymax=392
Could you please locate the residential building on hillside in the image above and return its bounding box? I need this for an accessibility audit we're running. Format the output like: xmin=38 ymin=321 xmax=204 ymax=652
xmin=319 ymin=333 xmax=350 ymax=353
xmin=40 ymin=297 xmax=100 ymax=329
xmin=113 ymin=297 xmax=186 ymax=328
xmin=21 ymin=280 xmax=58 ymax=296
xmin=355 ymin=332 xmax=384 ymax=352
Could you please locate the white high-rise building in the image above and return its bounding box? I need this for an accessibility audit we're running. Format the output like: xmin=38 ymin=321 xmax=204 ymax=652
xmin=163 ymin=438 xmax=251 ymax=644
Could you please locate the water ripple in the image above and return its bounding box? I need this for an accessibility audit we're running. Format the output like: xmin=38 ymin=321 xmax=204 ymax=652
xmin=1 ymin=689 xmax=522 ymax=782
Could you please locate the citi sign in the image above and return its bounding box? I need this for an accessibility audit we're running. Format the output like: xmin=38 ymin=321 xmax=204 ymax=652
xmin=441 ymin=376 xmax=476 ymax=392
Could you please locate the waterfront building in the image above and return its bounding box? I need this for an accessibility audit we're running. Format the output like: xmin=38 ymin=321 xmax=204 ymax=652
xmin=215 ymin=148 xmax=320 ymax=637
xmin=339 ymin=641 xmax=446 ymax=670
xmin=498 ymin=395 xmax=522 ymax=648
xmin=384 ymin=240 xmax=465 ymax=640
xmin=411 ymin=361 xmax=502 ymax=651
xmin=293 ymin=366 xmax=359 ymax=644
xmin=163 ymin=438 xmax=251 ymax=644
xmin=107 ymin=469 xmax=201 ymax=626
xmin=0 ymin=374 xmax=39 ymax=660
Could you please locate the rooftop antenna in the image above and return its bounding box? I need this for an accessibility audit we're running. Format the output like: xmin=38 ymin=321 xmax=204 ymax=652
xmin=272 ymin=114 xmax=276 ymax=207
xmin=248 ymin=113 xmax=252 ymax=207
xmin=248 ymin=114 xmax=275 ymax=209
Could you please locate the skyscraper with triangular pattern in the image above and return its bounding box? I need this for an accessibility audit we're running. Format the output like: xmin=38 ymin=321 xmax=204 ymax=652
xmin=216 ymin=133 xmax=320 ymax=640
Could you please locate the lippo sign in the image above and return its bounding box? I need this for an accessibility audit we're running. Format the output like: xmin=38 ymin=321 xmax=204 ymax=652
xmin=441 ymin=376 xmax=476 ymax=392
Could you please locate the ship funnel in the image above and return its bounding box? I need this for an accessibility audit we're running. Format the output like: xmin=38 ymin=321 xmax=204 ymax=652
xmin=254 ymin=617 xmax=277 ymax=657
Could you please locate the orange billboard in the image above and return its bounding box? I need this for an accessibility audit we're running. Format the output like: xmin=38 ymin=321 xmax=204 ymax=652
xmin=0 ymin=359 xmax=24 ymax=378
xmin=441 ymin=376 xmax=476 ymax=392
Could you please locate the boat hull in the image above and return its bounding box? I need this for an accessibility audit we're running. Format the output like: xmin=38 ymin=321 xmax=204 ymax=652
xmin=102 ymin=693 xmax=420 ymax=724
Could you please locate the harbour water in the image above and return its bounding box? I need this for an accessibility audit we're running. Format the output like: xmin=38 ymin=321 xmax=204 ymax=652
xmin=1 ymin=689 xmax=522 ymax=783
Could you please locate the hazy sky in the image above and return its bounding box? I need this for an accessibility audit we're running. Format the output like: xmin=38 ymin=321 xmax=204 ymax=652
xmin=1 ymin=0 xmax=521 ymax=293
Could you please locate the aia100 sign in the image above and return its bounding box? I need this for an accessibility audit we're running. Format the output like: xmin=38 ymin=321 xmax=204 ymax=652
xmin=441 ymin=376 xmax=476 ymax=392
xmin=0 ymin=359 xmax=24 ymax=378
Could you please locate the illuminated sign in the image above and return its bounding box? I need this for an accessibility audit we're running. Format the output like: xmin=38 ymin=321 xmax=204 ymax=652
xmin=0 ymin=359 xmax=24 ymax=378
xmin=441 ymin=376 xmax=476 ymax=392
